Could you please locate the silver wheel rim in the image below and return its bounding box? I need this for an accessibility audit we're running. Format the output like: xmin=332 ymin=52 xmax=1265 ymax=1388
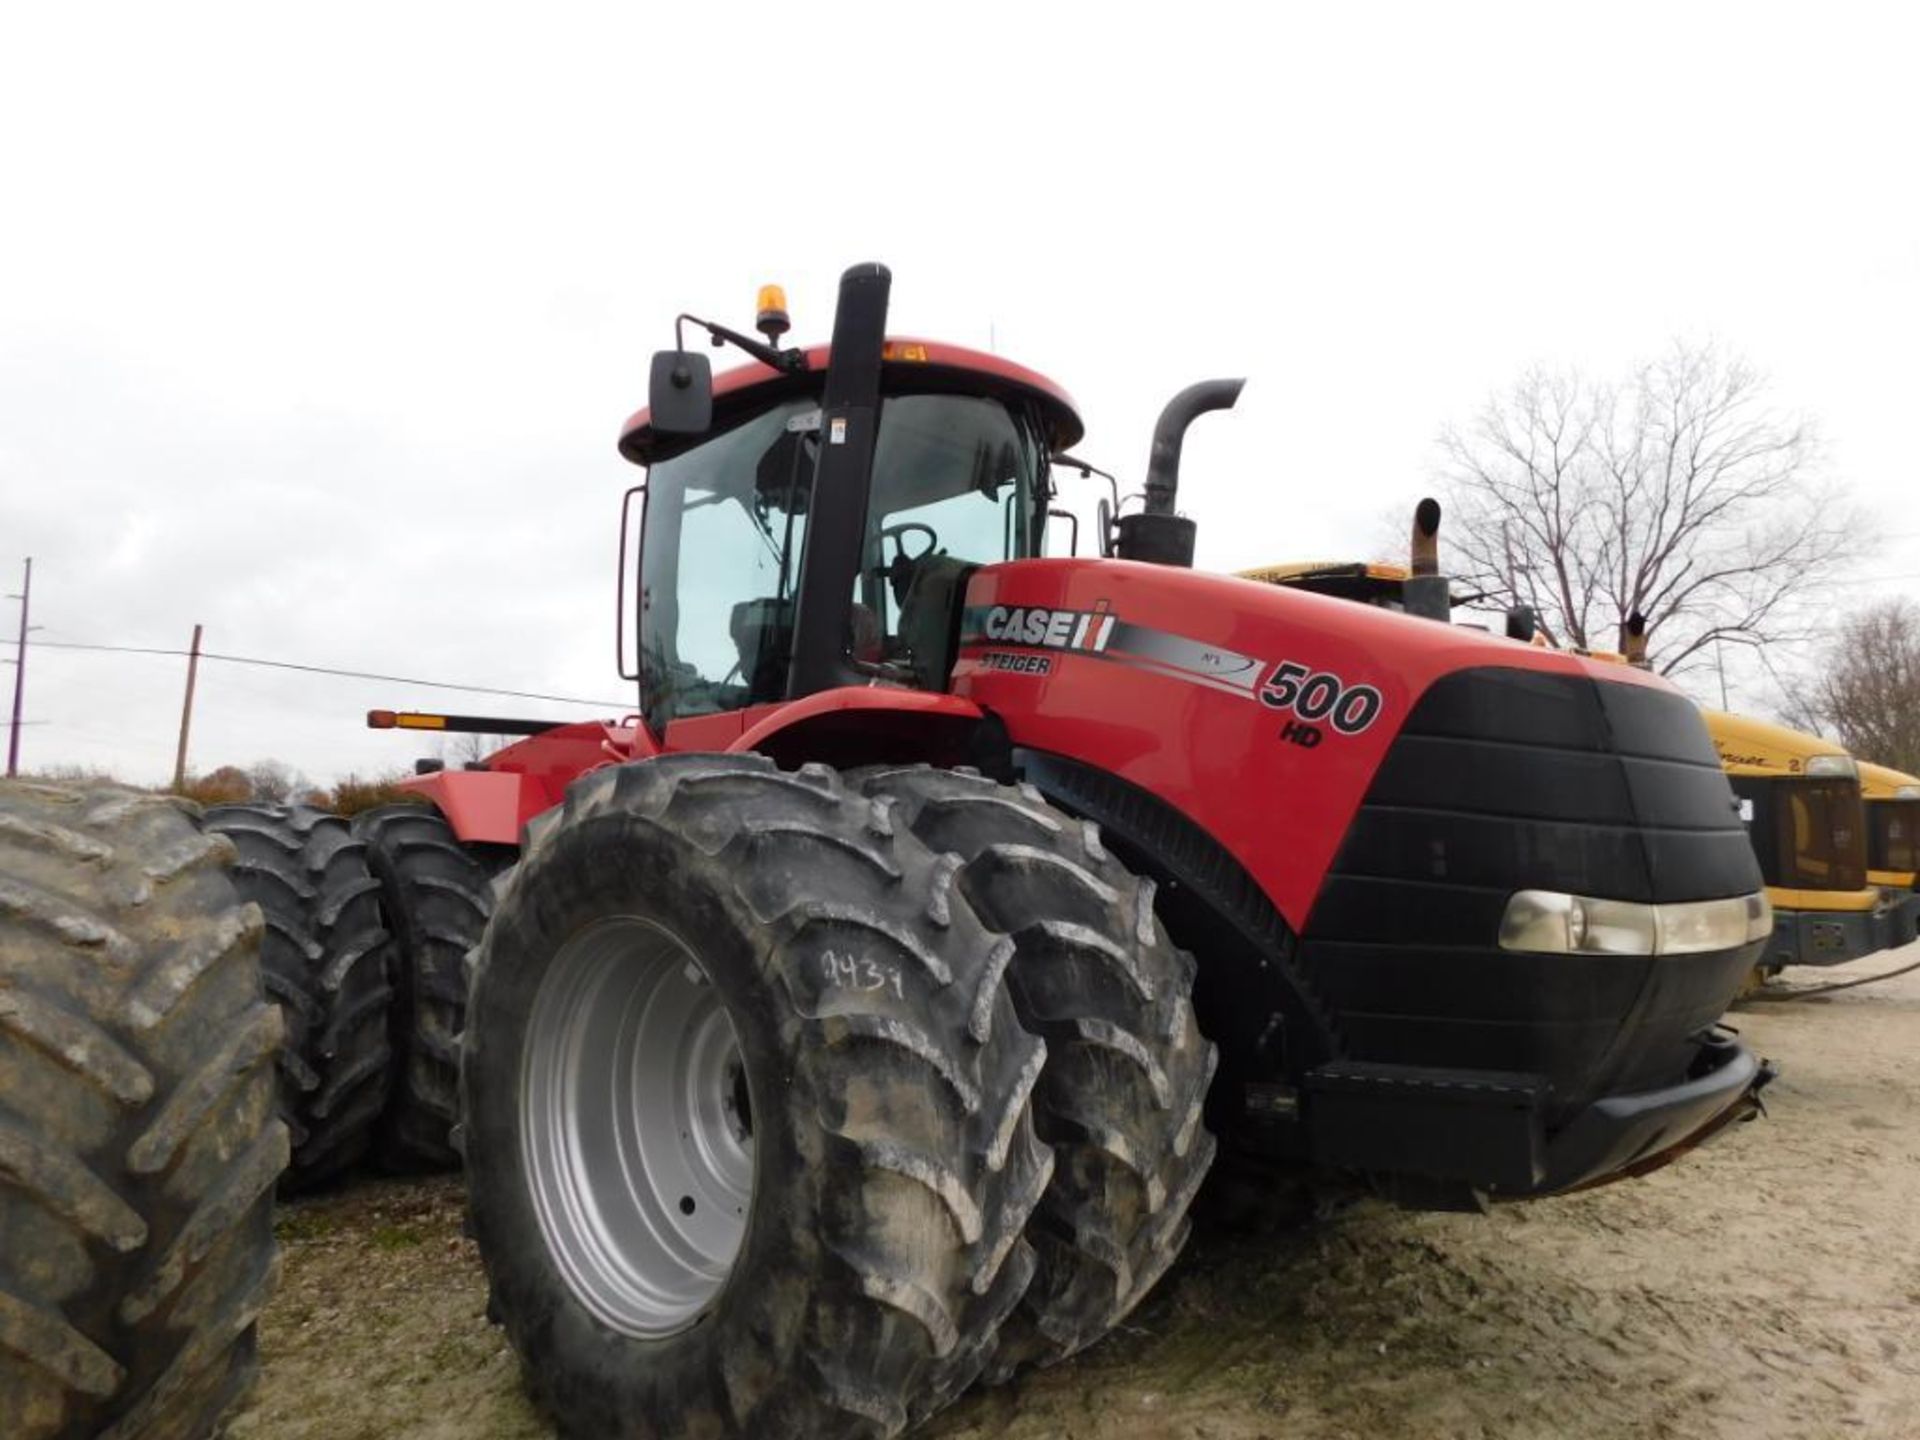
xmin=522 ymin=916 xmax=754 ymax=1338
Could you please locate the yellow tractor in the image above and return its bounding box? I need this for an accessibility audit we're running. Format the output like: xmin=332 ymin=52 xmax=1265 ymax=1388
xmin=1859 ymin=759 xmax=1920 ymax=945
xmin=1697 ymin=711 xmax=1908 ymax=973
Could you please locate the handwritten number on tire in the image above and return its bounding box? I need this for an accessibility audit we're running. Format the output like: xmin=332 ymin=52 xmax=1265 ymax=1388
xmin=821 ymin=950 xmax=905 ymax=1000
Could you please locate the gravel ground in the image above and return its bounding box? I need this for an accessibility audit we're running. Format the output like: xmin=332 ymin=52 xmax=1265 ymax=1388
xmin=229 ymin=947 xmax=1920 ymax=1440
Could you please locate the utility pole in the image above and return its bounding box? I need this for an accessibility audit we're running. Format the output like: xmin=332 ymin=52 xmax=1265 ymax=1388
xmin=1715 ymin=637 xmax=1730 ymax=711
xmin=6 ymin=558 xmax=31 ymax=778
xmin=172 ymin=622 xmax=203 ymax=791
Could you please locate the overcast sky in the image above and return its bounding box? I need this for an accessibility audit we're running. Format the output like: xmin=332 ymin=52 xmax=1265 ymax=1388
xmin=3 ymin=2 xmax=1916 ymax=786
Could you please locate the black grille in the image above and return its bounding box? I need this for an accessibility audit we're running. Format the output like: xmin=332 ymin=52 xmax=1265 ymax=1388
xmin=1298 ymin=667 xmax=1762 ymax=1119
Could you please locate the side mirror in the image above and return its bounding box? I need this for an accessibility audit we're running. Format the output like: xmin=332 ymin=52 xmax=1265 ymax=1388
xmin=1095 ymin=497 xmax=1114 ymax=557
xmin=648 ymin=350 xmax=713 ymax=435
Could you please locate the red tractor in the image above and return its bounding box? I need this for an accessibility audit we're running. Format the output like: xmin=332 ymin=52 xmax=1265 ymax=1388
xmin=362 ymin=265 xmax=1774 ymax=1438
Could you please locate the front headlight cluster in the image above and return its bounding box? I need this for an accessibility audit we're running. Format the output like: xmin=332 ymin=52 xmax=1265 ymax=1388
xmin=1498 ymin=890 xmax=1773 ymax=956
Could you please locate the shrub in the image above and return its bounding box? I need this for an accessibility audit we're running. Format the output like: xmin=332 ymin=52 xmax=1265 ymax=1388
xmin=319 ymin=773 xmax=431 ymax=818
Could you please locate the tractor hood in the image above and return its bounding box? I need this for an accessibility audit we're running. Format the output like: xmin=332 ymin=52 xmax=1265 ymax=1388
xmin=952 ymin=556 xmax=1757 ymax=930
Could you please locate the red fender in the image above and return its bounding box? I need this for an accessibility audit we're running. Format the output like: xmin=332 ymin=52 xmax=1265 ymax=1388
xmin=728 ymin=687 xmax=986 ymax=770
xmin=395 ymin=769 xmax=529 ymax=845
xmin=399 ymin=719 xmax=658 ymax=844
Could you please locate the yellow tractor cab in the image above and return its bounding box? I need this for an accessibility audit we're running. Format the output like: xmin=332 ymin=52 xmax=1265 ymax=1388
xmin=1237 ymin=559 xmax=1416 ymax=607
xmin=1238 ymin=501 xmax=1460 ymax=623
xmin=1858 ymin=761 xmax=1920 ymax=943
xmin=1703 ymin=711 xmax=1916 ymax=967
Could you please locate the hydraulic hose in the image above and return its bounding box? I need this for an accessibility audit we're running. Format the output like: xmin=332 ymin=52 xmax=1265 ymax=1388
xmin=1743 ymin=953 xmax=1920 ymax=1001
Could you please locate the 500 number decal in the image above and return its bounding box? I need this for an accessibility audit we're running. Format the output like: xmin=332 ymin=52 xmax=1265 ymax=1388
xmin=1257 ymin=661 xmax=1383 ymax=735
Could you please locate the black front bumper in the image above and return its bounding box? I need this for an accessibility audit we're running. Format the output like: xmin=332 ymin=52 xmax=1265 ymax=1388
xmin=1769 ymin=892 xmax=1920 ymax=968
xmin=1306 ymin=1027 xmax=1772 ymax=1201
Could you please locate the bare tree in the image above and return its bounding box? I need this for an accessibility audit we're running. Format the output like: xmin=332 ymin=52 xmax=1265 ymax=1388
xmin=1782 ymin=599 xmax=1920 ymax=771
xmin=439 ymin=731 xmax=510 ymax=768
xmin=1439 ymin=342 xmax=1853 ymax=676
xmin=245 ymin=758 xmax=306 ymax=803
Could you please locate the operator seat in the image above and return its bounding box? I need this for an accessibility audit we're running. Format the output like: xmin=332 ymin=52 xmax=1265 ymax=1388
xmin=730 ymin=597 xmax=884 ymax=700
xmin=895 ymin=554 xmax=974 ymax=690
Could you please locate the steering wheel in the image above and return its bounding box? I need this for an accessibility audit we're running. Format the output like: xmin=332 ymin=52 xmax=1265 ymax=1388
xmin=876 ymin=522 xmax=940 ymax=606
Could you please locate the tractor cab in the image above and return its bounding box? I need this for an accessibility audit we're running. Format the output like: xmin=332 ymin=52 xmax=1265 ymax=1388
xmin=1238 ymin=499 xmax=1461 ymax=626
xmin=1859 ymin=759 xmax=1920 ymax=897
xmin=1700 ymin=710 xmax=1920 ymax=966
xmin=620 ymin=331 xmax=1078 ymax=732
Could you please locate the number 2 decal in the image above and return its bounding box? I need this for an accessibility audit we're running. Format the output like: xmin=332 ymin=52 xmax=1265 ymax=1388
xmin=1258 ymin=660 xmax=1383 ymax=735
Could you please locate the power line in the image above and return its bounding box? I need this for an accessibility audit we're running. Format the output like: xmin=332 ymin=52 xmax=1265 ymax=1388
xmin=32 ymin=639 xmax=634 ymax=709
xmin=1826 ymin=571 xmax=1920 ymax=588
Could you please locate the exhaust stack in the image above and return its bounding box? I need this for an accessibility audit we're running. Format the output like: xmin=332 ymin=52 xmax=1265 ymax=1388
xmin=1403 ymin=497 xmax=1450 ymax=622
xmin=1623 ymin=611 xmax=1650 ymax=669
xmin=1115 ymin=378 xmax=1245 ymax=567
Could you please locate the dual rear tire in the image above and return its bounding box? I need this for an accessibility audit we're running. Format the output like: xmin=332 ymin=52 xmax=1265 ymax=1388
xmin=353 ymin=805 xmax=496 ymax=1170
xmin=202 ymin=803 xmax=394 ymax=1189
xmin=463 ymin=756 xmax=1217 ymax=1437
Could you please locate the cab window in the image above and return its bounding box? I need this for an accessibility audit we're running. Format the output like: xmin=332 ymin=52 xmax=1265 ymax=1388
xmin=636 ymin=399 xmax=814 ymax=729
xmin=636 ymin=390 xmax=1046 ymax=730
xmin=859 ymin=394 xmax=1045 ymax=659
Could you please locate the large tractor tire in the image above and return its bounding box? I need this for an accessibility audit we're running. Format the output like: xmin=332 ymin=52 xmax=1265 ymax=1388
xmin=352 ymin=804 xmax=493 ymax=1170
xmin=856 ymin=766 xmax=1218 ymax=1378
xmin=0 ymin=781 xmax=287 ymax=1440
xmin=462 ymin=755 xmax=1054 ymax=1438
xmin=202 ymin=803 xmax=394 ymax=1188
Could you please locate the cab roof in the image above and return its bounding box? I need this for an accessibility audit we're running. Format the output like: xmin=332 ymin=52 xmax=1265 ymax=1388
xmin=619 ymin=337 xmax=1083 ymax=466
xmin=1859 ymin=759 xmax=1920 ymax=799
xmin=1237 ymin=559 xmax=1411 ymax=585
xmin=1702 ymin=709 xmax=1851 ymax=776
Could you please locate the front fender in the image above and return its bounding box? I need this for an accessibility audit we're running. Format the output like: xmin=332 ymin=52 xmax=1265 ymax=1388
xmin=396 ymin=770 xmax=532 ymax=845
xmin=731 ymin=687 xmax=987 ymax=770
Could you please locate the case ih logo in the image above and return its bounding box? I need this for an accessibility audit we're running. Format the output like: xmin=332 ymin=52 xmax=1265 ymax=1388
xmin=980 ymin=604 xmax=1116 ymax=652
xmin=964 ymin=600 xmax=1387 ymax=743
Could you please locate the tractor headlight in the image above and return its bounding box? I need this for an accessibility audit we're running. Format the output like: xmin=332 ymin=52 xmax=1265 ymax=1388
xmin=1804 ymin=754 xmax=1858 ymax=780
xmin=1499 ymin=890 xmax=1771 ymax=955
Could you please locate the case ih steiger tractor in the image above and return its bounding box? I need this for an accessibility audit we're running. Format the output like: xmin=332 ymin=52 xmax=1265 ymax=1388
xmin=347 ymin=265 xmax=1777 ymax=1438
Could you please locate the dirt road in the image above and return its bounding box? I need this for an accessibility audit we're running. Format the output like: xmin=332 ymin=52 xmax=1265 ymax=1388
xmin=230 ymin=949 xmax=1920 ymax=1440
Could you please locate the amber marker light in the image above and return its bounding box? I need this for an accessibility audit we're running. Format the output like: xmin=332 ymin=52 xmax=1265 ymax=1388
xmin=755 ymin=284 xmax=790 ymax=343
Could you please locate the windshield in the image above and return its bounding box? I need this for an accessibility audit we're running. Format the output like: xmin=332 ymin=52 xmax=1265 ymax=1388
xmin=637 ymin=390 xmax=1046 ymax=730
xmin=1733 ymin=775 xmax=1868 ymax=891
xmin=1869 ymin=798 xmax=1919 ymax=876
